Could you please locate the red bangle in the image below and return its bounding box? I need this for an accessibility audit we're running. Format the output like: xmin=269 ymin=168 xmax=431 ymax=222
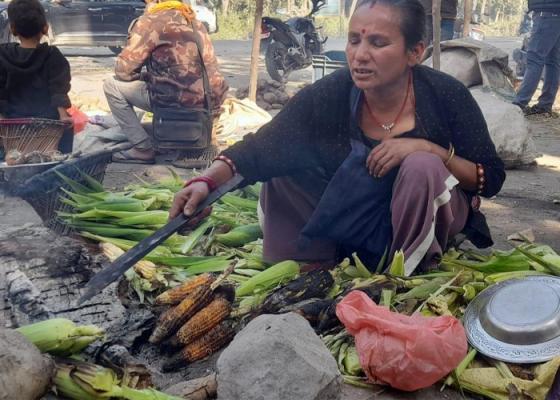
xmin=213 ymin=155 xmax=237 ymax=175
xmin=184 ymin=176 xmax=218 ymax=192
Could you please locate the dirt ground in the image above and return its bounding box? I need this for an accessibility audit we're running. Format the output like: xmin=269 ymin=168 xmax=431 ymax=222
xmin=1 ymin=38 xmax=559 ymax=400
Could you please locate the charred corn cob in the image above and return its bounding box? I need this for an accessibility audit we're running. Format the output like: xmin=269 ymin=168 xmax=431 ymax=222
xmin=149 ymin=283 xmax=212 ymax=344
xmin=176 ymin=296 xmax=232 ymax=346
xmin=154 ymin=273 xmax=215 ymax=305
xmin=162 ymin=321 xmax=235 ymax=372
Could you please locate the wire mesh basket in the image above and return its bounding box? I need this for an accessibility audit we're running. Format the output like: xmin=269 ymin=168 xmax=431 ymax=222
xmin=0 ymin=118 xmax=68 ymax=154
xmin=15 ymin=149 xmax=113 ymax=235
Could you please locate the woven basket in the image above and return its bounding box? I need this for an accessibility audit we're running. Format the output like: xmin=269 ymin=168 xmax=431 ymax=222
xmin=15 ymin=150 xmax=113 ymax=235
xmin=0 ymin=118 xmax=67 ymax=154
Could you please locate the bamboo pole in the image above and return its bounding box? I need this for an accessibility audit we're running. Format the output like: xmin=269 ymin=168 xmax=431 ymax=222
xmin=432 ymin=0 xmax=441 ymax=70
xmin=463 ymin=0 xmax=473 ymax=38
xmin=249 ymin=0 xmax=264 ymax=102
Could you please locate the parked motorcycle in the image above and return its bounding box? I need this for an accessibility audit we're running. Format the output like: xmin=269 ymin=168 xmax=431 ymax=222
xmin=261 ymin=0 xmax=327 ymax=82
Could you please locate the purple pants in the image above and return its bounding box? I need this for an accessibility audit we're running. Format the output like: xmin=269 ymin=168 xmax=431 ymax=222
xmin=259 ymin=152 xmax=469 ymax=274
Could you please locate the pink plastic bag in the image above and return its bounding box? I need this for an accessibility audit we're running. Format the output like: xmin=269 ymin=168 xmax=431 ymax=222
xmin=67 ymin=106 xmax=88 ymax=134
xmin=336 ymin=291 xmax=468 ymax=391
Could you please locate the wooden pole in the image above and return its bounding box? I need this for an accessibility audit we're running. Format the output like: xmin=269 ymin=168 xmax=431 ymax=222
xmin=249 ymin=0 xmax=264 ymax=102
xmin=349 ymin=0 xmax=359 ymax=17
xmin=463 ymin=0 xmax=473 ymax=38
xmin=221 ymin=0 xmax=229 ymax=16
xmin=432 ymin=0 xmax=441 ymax=70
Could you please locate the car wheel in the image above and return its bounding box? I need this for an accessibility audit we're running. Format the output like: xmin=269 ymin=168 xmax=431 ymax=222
xmin=109 ymin=46 xmax=123 ymax=55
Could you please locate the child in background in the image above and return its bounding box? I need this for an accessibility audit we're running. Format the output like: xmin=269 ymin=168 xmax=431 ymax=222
xmin=0 ymin=0 xmax=73 ymax=153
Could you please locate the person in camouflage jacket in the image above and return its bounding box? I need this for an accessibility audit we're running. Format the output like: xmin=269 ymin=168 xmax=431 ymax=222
xmin=104 ymin=0 xmax=228 ymax=164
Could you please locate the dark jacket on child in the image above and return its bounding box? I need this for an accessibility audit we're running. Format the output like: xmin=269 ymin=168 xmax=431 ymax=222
xmin=0 ymin=43 xmax=71 ymax=119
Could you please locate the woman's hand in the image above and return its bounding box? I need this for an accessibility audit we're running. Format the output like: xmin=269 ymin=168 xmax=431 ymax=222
xmin=169 ymin=182 xmax=212 ymax=223
xmin=366 ymin=138 xmax=431 ymax=177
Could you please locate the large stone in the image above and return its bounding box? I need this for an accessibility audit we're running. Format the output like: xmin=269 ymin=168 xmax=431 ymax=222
xmin=0 ymin=329 xmax=54 ymax=400
xmin=262 ymin=92 xmax=278 ymax=104
xmin=470 ymin=87 xmax=538 ymax=168
xmin=217 ymin=313 xmax=342 ymax=400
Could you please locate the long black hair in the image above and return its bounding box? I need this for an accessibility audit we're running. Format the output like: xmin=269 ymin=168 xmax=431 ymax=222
xmin=355 ymin=0 xmax=426 ymax=49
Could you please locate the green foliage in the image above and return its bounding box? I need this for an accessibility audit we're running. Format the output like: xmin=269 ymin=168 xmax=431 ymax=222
xmin=212 ymin=12 xmax=253 ymax=40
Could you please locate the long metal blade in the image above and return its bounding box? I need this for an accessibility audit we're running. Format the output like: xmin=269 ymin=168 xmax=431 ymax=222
xmin=77 ymin=174 xmax=244 ymax=304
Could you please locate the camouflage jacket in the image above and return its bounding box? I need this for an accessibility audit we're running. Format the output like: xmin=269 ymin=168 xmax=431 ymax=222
xmin=115 ymin=10 xmax=228 ymax=111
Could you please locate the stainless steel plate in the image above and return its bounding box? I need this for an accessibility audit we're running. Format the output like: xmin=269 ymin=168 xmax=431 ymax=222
xmin=464 ymin=276 xmax=560 ymax=363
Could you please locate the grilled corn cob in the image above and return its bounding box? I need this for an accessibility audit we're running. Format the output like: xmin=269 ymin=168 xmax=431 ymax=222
xmin=176 ymin=296 xmax=231 ymax=346
xmin=163 ymin=321 xmax=235 ymax=372
xmin=149 ymin=283 xmax=212 ymax=344
xmin=154 ymin=273 xmax=215 ymax=306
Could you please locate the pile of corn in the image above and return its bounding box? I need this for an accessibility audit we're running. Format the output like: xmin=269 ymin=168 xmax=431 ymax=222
xmin=320 ymin=243 xmax=560 ymax=395
xmin=58 ymin=171 xmax=271 ymax=303
xmin=16 ymin=318 xmax=181 ymax=400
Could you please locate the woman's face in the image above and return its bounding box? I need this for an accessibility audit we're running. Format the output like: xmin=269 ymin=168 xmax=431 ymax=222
xmin=346 ymin=3 xmax=422 ymax=91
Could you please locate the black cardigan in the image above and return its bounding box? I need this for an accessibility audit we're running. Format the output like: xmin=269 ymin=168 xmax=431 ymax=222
xmin=223 ymin=65 xmax=506 ymax=247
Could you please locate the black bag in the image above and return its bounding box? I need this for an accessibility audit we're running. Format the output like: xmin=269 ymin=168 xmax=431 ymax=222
xmin=151 ymin=21 xmax=213 ymax=151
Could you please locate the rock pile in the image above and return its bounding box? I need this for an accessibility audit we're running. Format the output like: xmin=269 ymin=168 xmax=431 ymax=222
xmin=235 ymin=79 xmax=294 ymax=111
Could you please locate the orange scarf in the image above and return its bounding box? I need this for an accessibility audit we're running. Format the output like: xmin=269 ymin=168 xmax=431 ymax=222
xmin=147 ymin=1 xmax=196 ymax=23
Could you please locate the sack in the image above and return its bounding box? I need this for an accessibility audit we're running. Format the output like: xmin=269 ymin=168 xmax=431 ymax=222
xmin=336 ymin=291 xmax=468 ymax=391
xmin=152 ymin=106 xmax=212 ymax=150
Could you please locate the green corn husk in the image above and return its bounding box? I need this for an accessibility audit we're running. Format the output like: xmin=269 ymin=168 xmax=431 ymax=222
xmin=54 ymin=359 xmax=182 ymax=400
xmin=17 ymin=318 xmax=104 ymax=356
xmin=180 ymin=220 xmax=213 ymax=254
xmin=181 ymin=257 xmax=233 ymax=276
xmin=441 ymin=249 xmax=532 ymax=273
xmin=68 ymin=222 xmax=155 ymax=242
xmin=215 ymin=223 xmax=263 ymax=247
xmin=236 ymin=260 xmax=300 ymax=297
xmin=116 ymin=211 xmax=170 ymax=227
xmin=394 ymin=278 xmax=448 ymax=302
xmin=56 ymin=172 xmax=97 ymax=195
xmin=220 ymin=194 xmax=259 ymax=211
xmin=343 ymin=345 xmax=363 ymax=376
xmin=75 ymin=198 xmax=153 ymax=213
xmin=443 ymin=348 xmax=477 ymax=387
xmin=388 ymin=250 xmax=405 ymax=276
xmin=484 ymin=270 xmax=548 ymax=284
xmin=78 ymin=171 xmax=106 ymax=193
xmin=79 ymin=232 xmax=174 ymax=257
xmin=351 ymin=253 xmax=372 ymax=278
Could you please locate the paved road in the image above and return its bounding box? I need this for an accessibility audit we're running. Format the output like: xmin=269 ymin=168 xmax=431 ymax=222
xmin=64 ymin=36 xmax=523 ymax=111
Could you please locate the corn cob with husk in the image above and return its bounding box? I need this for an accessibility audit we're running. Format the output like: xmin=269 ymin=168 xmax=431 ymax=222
xmin=53 ymin=359 xmax=182 ymax=400
xmin=163 ymin=320 xmax=236 ymax=372
xmin=155 ymin=273 xmax=215 ymax=305
xmin=16 ymin=318 xmax=104 ymax=356
xmin=149 ymin=283 xmax=213 ymax=344
xmin=175 ymin=295 xmax=232 ymax=346
xmin=101 ymin=242 xmax=158 ymax=281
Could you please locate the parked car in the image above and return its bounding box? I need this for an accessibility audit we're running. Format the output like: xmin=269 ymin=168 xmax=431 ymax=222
xmin=0 ymin=0 xmax=217 ymax=54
